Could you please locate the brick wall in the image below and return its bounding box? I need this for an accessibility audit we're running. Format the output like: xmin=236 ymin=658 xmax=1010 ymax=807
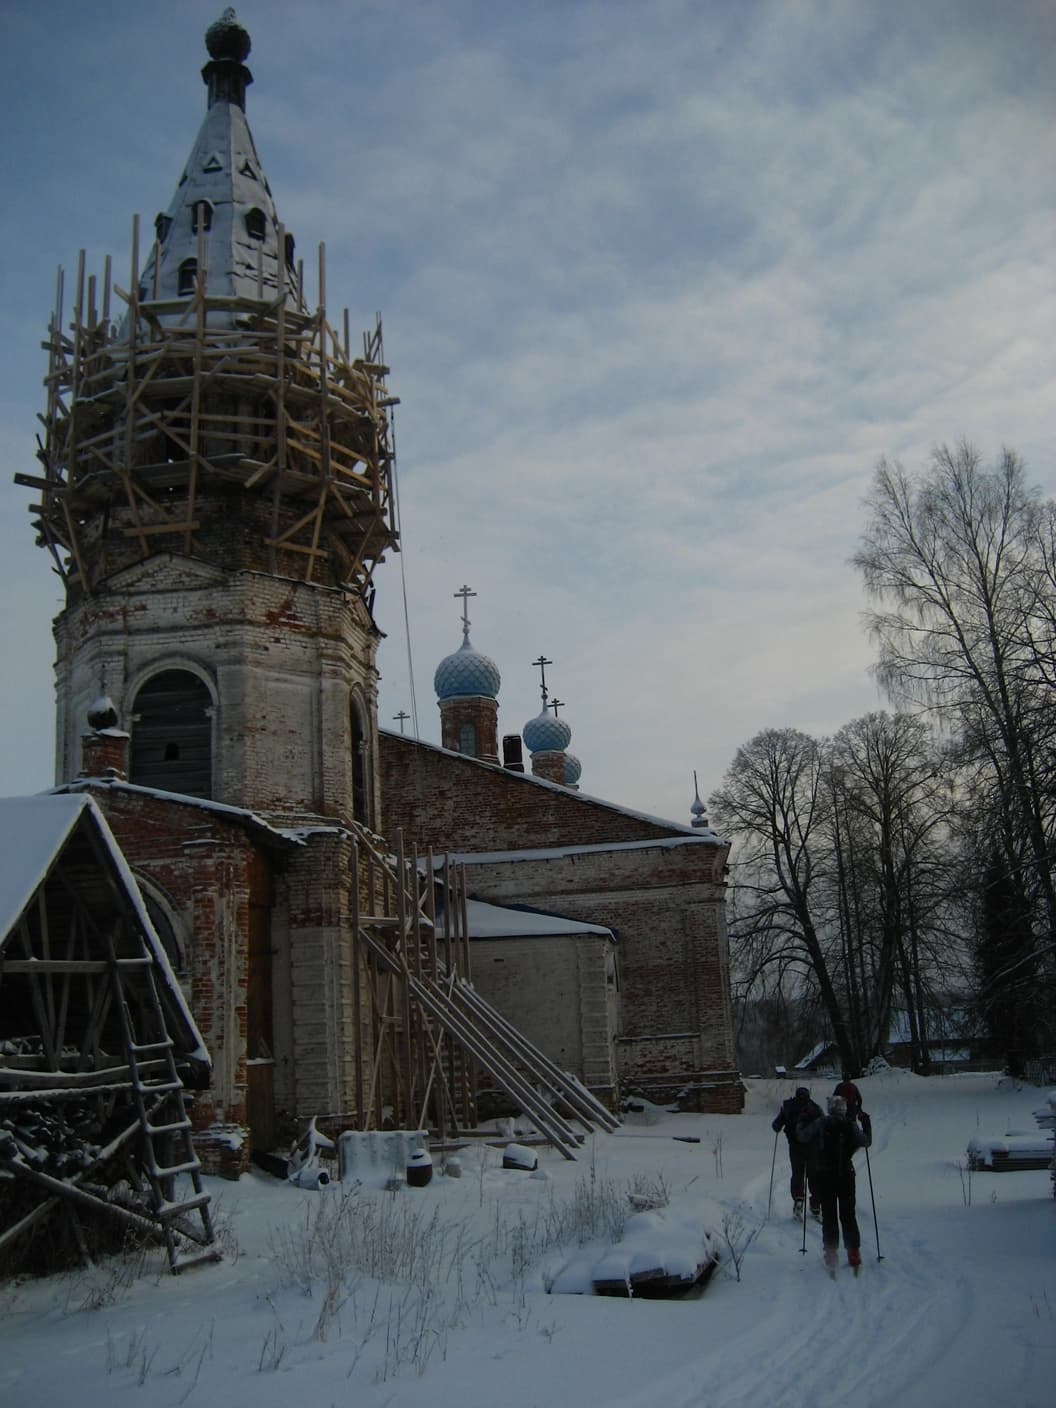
xmin=73 ymin=783 xmax=267 ymax=1174
xmin=379 ymin=733 xmax=743 ymax=1113
xmin=55 ymin=559 xmax=382 ymax=828
xmin=380 ymin=732 xmax=719 ymax=857
xmin=470 ymin=933 xmax=617 ymax=1095
xmin=438 ymin=695 xmax=499 ymax=763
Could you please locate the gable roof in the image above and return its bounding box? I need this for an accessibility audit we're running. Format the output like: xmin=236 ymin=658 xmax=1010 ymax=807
xmin=379 ymin=728 xmax=727 ymax=844
xmin=54 ymin=778 xmax=299 ymax=853
xmin=0 ymin=793 xmax=207 ymax=1065
xmin=440 ymin=896 xmax=615 ymax=941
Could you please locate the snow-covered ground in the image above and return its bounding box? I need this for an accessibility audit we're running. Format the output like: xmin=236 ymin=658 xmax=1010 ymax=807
xmin=2 ymin=1070 xmax=1053 ymax=1408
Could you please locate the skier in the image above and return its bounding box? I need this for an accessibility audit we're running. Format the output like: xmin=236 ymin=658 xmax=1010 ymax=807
xmin=771 ymin=1086 xmax=822 ymax=1219
xmin=833 ymin=1074 xmax=863 ymax=1117
xmin=798 ymin=1093 xmax=872 ymax=1272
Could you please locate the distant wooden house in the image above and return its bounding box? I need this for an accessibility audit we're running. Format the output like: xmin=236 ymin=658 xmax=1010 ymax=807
xmin=884 ymin=1006 xmax=996 ymax=1072
xmin=791 ymin=1003 xmax=998 ymax=1078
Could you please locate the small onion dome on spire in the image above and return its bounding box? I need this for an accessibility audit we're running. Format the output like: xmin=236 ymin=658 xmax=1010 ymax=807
xmin=86 ymin=695 xmax=119 ymax=731
xmin=205 ymin=8 xmax=251 ymax=62
xmin=202 ymin=8 xmax=253 ymax=110
xmin=690 ymin=770 xmax=710 ymax=828
xmin=523 ymin=709 xmax=572 ymax=754
xmin=434 ymin=636 xmax=501 ymax=700
xmin=564 ymin=753 xmax=582 ymax=786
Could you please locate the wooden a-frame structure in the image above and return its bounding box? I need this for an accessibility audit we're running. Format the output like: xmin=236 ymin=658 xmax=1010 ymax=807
xmin=0 ymin=794 xmax=219 ymax=1275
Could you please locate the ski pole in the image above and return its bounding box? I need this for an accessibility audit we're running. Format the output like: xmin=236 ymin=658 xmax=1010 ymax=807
xmin=864 ymin=1141 xmax=883 ymax=1261
xmin=766 ymin=1129 xmax=779 ymax=1221
xmin=800 ymin=1179 xmax=808 ymax=1254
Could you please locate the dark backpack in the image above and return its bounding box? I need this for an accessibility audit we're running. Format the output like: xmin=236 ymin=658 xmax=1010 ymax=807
xmin=814 ymin=1116 xmax=859 ymax=1176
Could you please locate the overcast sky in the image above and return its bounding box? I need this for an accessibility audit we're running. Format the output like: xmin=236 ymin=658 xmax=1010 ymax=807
xmin=0 ymin=0 xmax=1052 ymax=826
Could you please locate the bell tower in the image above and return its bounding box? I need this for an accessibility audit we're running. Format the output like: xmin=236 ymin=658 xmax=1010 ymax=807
xmin=21 ymin=10 xmax=398 ymax=828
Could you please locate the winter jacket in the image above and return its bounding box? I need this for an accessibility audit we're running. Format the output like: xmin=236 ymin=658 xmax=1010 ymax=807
xmin=797 ymin=1109 xmax=871 ymax=1178
xmin=772 ymin=1094 xmax=822 ymax=1144
xmin=833 ymin=1080 xmax=863 ymax=1116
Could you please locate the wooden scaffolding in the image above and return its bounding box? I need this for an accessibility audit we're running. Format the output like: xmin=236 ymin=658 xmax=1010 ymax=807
xmin=352 ymin=826 xmax=619 ymax=1160
xmin=18 ymin=227 xmax=399 ymax=601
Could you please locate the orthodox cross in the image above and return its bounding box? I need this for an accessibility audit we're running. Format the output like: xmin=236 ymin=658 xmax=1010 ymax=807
xmin=532 ymin=655 xmax=552 ymax=709
xmin=548 ymin=698 xmax=564 ymax=717
xmin=393 ymin=710 xmax=410 ymax=734
xmin=454 ymin=584 xmax=476 ymax=640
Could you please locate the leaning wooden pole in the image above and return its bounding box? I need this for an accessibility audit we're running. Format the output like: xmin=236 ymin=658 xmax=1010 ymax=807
xmin=395 ymin=828 xmax=414 ymax=1126
xmin=351 ymin=835 xmax=364 ymax=1128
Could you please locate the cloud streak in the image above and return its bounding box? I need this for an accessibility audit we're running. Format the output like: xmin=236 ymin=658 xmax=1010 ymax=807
xmin=0 ymin=0 xmax=1051 ymax=826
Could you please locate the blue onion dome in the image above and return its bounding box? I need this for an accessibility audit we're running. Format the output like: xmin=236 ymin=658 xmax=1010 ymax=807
xmin=434 ymin=635 xmax=501 ymax=701
xmin=523 ymin=709 xmax=572 ymax=754
xmin=564 ymin=753 xmax=582 ymax=786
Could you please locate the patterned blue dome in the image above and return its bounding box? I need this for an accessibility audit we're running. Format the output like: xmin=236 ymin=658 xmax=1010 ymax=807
xmin=564 ymin=753 xmax=582 ymax=786
xmin=434 ymin=636 xmax=501 ymax=700
xmin=523 ymin=710 xmax=572 ymax=754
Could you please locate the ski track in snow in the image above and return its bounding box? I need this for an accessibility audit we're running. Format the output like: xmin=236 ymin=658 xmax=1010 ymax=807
xmin=1 ymin=1073 xmax=1052 ymax=1408
xmin=606 ymin=1209 xmax=974 ymax=1408
xmin=605 ymin=1083 xmax=993 ymax=1408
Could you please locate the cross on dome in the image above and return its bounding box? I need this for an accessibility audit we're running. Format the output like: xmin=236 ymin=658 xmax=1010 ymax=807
xmin=433 ymin=586 xmax=500 ymax=701
xmin=531 ymin=655 xmax=553 ymax=709
xmin=454 ymin=584 xmax=477 ymax=641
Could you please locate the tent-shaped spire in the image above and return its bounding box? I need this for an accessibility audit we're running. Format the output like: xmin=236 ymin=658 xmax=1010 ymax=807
xmin=138 ymin=9 xmax=302 ymax=321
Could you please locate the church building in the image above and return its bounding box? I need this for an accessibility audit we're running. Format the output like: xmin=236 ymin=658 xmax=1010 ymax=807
xmin=382 ymin=591 xmax=741 ymax=1113
xmin=11 ymin=12 xmax=742 ymax=1179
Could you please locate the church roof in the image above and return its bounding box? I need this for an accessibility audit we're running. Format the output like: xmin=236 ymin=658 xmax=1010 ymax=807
xmin=379 ymin=728 xmax=726 ymax=843
xmin=135 ymin=10 xmax=302 ymax=326
xmin=437 ymin=897 xmax=614 ymax=941
xmin=54 ymin=777 xmax=300 ymax=851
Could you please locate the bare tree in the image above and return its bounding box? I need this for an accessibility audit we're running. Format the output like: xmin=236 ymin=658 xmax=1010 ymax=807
xmin=710 ymin=728 xmax=859 ymax=1073
xmin=854 ymin=442 xmax=1056 ymax=1063
xmin=830 ymin=712 xmax=954 ymax=1073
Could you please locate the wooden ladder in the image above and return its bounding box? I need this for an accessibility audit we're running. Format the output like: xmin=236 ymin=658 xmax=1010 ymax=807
xmin=107 ymin=936 xmax=221 ymax=1274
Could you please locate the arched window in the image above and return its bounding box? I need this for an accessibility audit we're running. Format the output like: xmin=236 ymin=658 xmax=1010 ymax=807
xmin=245 ymin=207 xmax=266 ymax=240
xmin=459 ymin=723 xmax=478 ymax=758
xmin=191 ymin=199 xmax=213 ymax=234
xmin=130 ymin=670 xmax=212 ymax=798
xmin=154 ymin=212 xmax=173 ymax=244
xmin=351 ymin=700 xmax=369 ymax=824
xmin=177 ymin=259 xmax=197 ymax=297
xmin=140 ymin=886 xmax=186 ymax=977
xmin=284 ymin=232 xmax=296 ymax=269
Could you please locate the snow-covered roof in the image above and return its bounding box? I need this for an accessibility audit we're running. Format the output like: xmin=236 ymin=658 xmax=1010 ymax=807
xmin=438 ymin=897 xmax=615 ymax=941
xmin=793 ymin=1040 xmax=838 ymax=1071
xmin=0 ymin=793 xmax=207 ymax=1063
xmin=380 ymin=729 xmax=727 ymax=843
xmin=55 ymin=778 xmax=300 ymax=848
xmin=0 ymin=794 xmax=94 ymax=943
xmin=439 ymin=835 xmax=725 ymax=867
xmin=886 ymin=1006 xmax=986 ymax=1044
